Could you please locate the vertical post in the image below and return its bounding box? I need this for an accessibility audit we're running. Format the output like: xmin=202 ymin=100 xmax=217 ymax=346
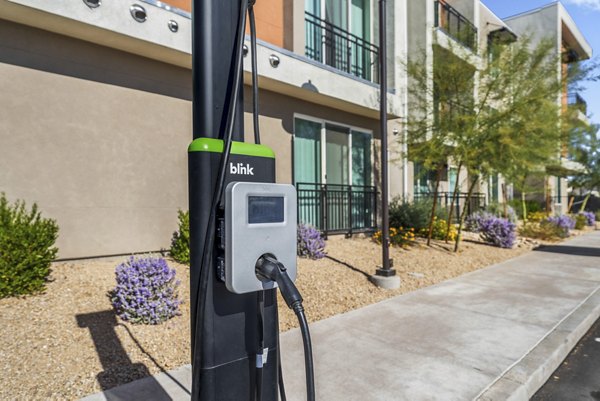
xmin=190 ymin=2 xmax=278 ymax=401
xmin=373 ymin=0 xmax=397 ymax=285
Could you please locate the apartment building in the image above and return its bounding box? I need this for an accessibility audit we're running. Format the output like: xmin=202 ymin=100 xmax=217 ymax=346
xmin=404 ymin=0 xmax=516 ymax=215
xmin=0 ymin=0 xmax=592 ymax=258
xmin=0 ymin=0 xmax=406 ymax=258
xmin=504 ymin=2 xmax=592 ymax=213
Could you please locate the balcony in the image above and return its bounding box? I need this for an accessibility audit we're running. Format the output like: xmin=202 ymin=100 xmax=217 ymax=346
xmin=297 ymin=182 xmax=378 ymax=237
xmin=305 ymin=12 xmax=379 ymax=83
xmin=568 ymin=92 xmax=587 ymax=115
xmin=434 ymin=0 xmax=478 ymax=51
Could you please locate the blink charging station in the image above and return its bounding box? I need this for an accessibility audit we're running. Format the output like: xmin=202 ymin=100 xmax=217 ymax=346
xmin=225 ymin=182 xmax=297 ymax=295
xmin=188 ymin=1 xmax=314 ymax=400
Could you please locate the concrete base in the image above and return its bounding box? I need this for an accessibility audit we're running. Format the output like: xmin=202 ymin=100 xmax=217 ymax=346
xmin=369 ymin=274 xmax=401 ymax=289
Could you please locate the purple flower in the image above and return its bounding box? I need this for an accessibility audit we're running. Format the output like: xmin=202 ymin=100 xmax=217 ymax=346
xmin=545 ymin=215 xmax=575 ymax=237
xmin=579 ymin=211 xmax=595 ymax=226
xmin=467 ymin=212 xmax=516 ymax=248
xmin=297 ymin=224 xmax=326 ymax=259
xmin=110 ymin=256 xmax=182 ymax=325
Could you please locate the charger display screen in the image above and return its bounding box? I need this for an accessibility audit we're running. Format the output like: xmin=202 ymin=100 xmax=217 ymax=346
xmin=248 ymin=196 xmax=284 ymax=224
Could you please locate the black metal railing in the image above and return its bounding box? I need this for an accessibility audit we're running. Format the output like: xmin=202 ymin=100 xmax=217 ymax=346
xmin=434 ymin=0 xmax=478 ymax=51
xmin=567 ymin=92 xmax=587 ymax=115
xmin=297 ymin=182 xmax=378 ymax=237
xmin=305 ymin=12 xmax=379 ymax=83
xmin=414 ymin=192 xmax=486 ymax=222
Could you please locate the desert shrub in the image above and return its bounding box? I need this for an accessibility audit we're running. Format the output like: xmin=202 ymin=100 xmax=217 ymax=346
xmin=574 ymin=214 xmax=587 ymax=230
xmin=479 ymin=216 xmax=516 ymax=248
xmin=111 ymin=256 xmax=182 ymax=325
xmin=170 ymin=210 xmax=190 ymax=265
xmin=0 ymin=194 xmax=59 ymax=298
xmin=465 ymin=211 xmax=495 ymax=233
xmin=389 ymin=198 xmax=446 ymax=232
xmin=540 ymin=215 xmax=575 ymax=239
xmin=419 ymin=217 xmax=456 ymax=241
xmin=509 ymin=199 xmax=543 ymax=220
xmin=297 ymin=224 xmax=326 ymax=259
xmin=579 ymin=211 xmax=596 ymax=226
xmin=519 ymin=221 xmax=564 ymax=241
xmin=372 ymin=227 xmax=416 ymax=247
xmin=527 ymin=211 xmax=549 ymax=223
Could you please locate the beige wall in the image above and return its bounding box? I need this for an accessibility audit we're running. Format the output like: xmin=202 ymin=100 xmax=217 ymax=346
xmin=0 ymin=20 xmax=381 ymax=258
xmin=0 ymin=20 xmax=192 ymax=259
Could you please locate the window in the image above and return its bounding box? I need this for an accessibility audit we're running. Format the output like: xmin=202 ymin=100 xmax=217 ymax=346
xmin=556 ymin=177 xmax=562 ymax=203
xmin=293 ymin=116 xmax=372 ymax=186
xmin=413 ymin=162 xmax=437 ymax=194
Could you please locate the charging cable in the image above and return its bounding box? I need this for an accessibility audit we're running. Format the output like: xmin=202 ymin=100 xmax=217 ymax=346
xmin=248 ymin=0 xmax=261 ymax=145
xmin=192 ymin=0 xmax=248 ymax=368
xmin=256 ymin=255 xmax=316 ymax=401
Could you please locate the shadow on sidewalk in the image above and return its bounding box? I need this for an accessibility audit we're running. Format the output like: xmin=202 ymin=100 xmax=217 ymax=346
xmin=534 ymin=245 xmax=600 ymax=258
xmin=76 ymin=310 xmax=173 ymax=401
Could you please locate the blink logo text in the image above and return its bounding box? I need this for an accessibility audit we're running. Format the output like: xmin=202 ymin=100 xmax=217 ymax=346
xmin=229 ymin=162 xmax=254 ymax=175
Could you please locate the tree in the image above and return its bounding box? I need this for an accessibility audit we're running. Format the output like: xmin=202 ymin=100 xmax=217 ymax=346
xmin=569 ymin=123 xmax=600 ymax=211
xmin=402 ymin=36 xmax=563 ymax=251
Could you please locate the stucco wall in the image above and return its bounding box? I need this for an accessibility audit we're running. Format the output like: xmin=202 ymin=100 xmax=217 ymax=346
xmin=0 ymin=20 xmax=381 ymax=258
xmin=0 ymin=20 xmax=192 ymax=259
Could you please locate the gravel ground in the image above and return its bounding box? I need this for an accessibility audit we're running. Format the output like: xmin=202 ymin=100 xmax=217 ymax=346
xmin=0 ymin=231 xmax=587 ymax=400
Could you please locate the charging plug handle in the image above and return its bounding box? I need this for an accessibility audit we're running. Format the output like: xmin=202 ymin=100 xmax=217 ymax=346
xmin=256 ymin=254 xmax=315 ymax=401
xmin=256 ymin=255 xmax=303 ymax=310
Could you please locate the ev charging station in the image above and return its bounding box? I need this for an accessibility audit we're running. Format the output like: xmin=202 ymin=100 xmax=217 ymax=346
xmin=188 ymin=1 xmax=314 ymax=400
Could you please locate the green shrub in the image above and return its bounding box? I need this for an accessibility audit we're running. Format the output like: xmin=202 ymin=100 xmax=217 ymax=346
xmin=389 ymin=198 xmax=447 ymax=232
xmin=419 ymin=217 xmax=457 ymax=241
xmin=170 ymin=210 xmax=190 ymax=265
xmin=519 ymin=221 xmax=563 ymax=241
xmin=509 ymin=199 xmax=543 ymax=220
xmin=574 ymin=214 xmax=587 ymax=230
xmin=0 ymin=194 xmax=59 ymax=298
xmin=527 ymin=211 xmax=549 ymax=223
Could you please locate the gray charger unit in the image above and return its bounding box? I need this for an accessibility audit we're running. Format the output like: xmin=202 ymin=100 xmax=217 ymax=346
xmin=225 ymin=182 xmax=297 ymax=294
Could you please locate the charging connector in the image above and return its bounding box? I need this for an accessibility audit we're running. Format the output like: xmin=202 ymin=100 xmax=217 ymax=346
xmin=256 ymin=254 xmax=316 ymax=401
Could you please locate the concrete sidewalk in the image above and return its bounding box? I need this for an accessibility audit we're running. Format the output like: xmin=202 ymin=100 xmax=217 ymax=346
xmin=82 ymin=231 xmax=600 ymax=401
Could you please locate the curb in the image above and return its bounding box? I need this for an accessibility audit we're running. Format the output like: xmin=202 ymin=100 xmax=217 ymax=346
xmin=476 ymin=287 xmax=600 ymax=401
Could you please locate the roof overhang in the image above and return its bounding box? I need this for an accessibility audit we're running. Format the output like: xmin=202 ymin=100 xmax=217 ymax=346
xmin=558 ymin=2 xmax=592 ymax=61
xmin=546 ymin=158 xmax=587 ymax=176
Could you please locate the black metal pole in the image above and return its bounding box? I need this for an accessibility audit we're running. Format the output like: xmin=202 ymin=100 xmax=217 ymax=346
xmin=192 ymin=0 xmax=244 ymax=142
xmin=376 ymin=0 xmax=395 ymax=278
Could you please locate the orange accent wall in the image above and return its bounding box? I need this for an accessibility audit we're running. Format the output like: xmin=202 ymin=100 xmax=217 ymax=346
xmin=164 ymin=0 xmax=286 ymax=48
xmin=247 ymin=0 xmax=286 ymax=48
xmin=164 ymin=0 xmax=191 ymax=12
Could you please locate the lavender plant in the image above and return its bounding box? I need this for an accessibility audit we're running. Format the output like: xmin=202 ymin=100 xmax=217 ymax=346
xmin=479 ymin=216 xmax=517 ymax=249
xmin=579 ymin=211 xmax=596 ymax=226
xmin=111 ymin=256 xmax=182 ymax=325
xmin=544 ymin=215 xmax=575 ymax=238
xmin=465 ymin=211 xmax=495 ymax=233
xmin=297 ymin=224 xmax=326 ymax=259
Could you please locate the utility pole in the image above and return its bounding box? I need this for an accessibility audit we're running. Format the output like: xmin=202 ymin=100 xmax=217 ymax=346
xmin=189 ymin=1 xmax=279 ymax=400
xmin=373 ymin=0 xmax=399 ymax=288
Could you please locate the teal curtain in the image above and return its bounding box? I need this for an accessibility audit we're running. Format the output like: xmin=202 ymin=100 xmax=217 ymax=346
xmin=351 ymin=130 xmax=371 ymax=186
xmin=325 ymin=124 xmax=350 ymax=185
xmin=448 ymin=168 xmax=458 ymax=193
xmin=325 ymin=0 xmax=348 ymax=29
xmin=306 ymin=0 xmax=320 ymax=16
xmin=294 ymin=118 xmax=322 ymax=184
